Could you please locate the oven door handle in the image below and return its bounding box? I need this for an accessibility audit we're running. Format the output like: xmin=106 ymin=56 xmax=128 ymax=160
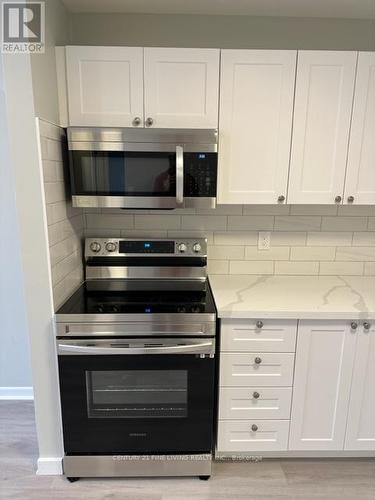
xmin=57 ymin=340 xmax=214 ymax=356
xmin=176 ymin=145 xmax=184 ymax=205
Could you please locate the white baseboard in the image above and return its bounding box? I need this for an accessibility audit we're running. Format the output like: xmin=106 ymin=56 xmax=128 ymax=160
xmin=0 ymin=387 xmax=34 ymax=400
xmin=37 ymin=457 xmax=63 ymax=475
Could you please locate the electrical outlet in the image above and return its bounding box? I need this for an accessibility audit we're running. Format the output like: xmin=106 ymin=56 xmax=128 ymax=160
xmin=258 ymin=231 xmax=271 ymax=250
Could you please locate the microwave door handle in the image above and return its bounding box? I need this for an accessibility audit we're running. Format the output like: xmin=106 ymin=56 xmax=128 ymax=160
xmin=57 ymin=340 xmax=214 ymax=356
xmin=176 ymin=145 xmax=184 ymax=205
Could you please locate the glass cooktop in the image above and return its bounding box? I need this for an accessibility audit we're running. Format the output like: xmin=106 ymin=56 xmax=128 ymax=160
xmin=56 ymin=282 xmax=216 ymax=315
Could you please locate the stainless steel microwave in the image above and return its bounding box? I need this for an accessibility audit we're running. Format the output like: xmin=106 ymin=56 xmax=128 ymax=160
xmin=67 ymin=127 xmax=218 ymax=209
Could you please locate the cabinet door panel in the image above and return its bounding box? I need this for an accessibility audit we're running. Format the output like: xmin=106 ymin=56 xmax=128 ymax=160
xmin=289 ymin=320 xmax=357 ymax=450
xmin=144 ymin=48 xmax=219 ymax=128
xmin=288 ymin=51 xmax=357 ymax=204
xmin=345 ymin=323 xmax=375 ymax=450
xmin=66 ymin=46 xmax=144 ymax=127
xmin=218 ymin=50 xmax=296 ymax=204
xmin=344 ymin=52 xmax=375 ymax=205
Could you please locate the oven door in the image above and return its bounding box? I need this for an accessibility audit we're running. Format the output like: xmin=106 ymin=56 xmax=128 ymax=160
xmin=57 ymin=338 xmax=215 ymax=455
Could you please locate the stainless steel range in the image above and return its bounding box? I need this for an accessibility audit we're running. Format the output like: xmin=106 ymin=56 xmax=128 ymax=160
xmin=55 ymin=238 xmax=216 ymax=481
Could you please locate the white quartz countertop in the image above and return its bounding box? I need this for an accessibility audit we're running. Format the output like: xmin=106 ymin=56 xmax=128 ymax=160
xmin=208 ymin=275 xmax=375 ymax=320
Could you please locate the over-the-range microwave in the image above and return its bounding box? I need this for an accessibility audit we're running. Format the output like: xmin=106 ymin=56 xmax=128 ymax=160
xmin=67 ymin=127 xmax=218 ymax=209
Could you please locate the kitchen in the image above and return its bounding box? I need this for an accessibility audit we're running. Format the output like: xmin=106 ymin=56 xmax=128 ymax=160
xmin=1 ymin=0 xmax=375 ymax=498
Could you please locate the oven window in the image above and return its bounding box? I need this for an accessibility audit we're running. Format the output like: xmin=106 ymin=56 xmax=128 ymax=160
xmin=69 ymin=151 xmax=176 ymax=196
xmin=86 ymin=370 xmax=188 ymax=419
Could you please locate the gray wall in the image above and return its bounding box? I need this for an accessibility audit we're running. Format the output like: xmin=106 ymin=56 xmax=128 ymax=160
xmin=69 ymin=13 xmax=375 ymax=50
xmin=0 ymin=56 xmax=32 ymax=393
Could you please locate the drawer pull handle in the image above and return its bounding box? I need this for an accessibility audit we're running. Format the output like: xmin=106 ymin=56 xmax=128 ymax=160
xmin=253 ymin=391 xmax=260 ymax=399
xmin=351 ymin=321 xmax=358 ymax=330
xmin=256 ymin=320 xmax=264 ymax=329
xmin=254 ymin=357 xmax=262 ymax=365
xmin=251 ymin=424 xmax=258 ymax=432
xmin=363 ymin=322 xmax=371 ymax=331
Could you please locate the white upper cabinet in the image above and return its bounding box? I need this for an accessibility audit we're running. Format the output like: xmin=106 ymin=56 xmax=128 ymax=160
xmin=345 ymin=321 xmax=375 ymax=450
xmin=143 ymin=48 xmax=220 ymax=129
xmin=288 ymin=51 xmax=357 ymax=205
xmin=344 ymin=52 xmax=375 ymax=205
xmin=218 ymin=50 xmax=297 ymax=204
xmin=65 ymin=46 xmax=144 ymax=127
xmin=289 ymin=320 xmax=357 ymax=451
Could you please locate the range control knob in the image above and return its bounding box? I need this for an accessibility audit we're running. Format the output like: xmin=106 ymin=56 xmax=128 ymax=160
xmin=105 ymin=242 xmax=117 ymax=252
xmin=193 ymin=243 xmax=202 ymax=253
xmin=90 ymin=241 xmax=101 ymax=253
xmin=177 ymin=243 xmax=187 ymax=253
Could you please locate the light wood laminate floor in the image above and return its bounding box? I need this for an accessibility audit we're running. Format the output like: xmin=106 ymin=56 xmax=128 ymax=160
xmin=1 ymin=401 xmax=375 ymax=499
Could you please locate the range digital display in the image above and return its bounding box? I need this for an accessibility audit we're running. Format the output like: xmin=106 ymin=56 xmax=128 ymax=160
xmin=119 ymin=240 xmax=175 ymax=254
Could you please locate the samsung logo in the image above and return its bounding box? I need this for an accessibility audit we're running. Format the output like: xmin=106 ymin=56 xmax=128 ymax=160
xmin=129 ymin=433 xmax=147 ymax=437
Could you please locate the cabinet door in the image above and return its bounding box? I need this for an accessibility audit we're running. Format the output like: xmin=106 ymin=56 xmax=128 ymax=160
xmin=344 ymin=52 xmax=375 ymax=205
xmin=345 ymin=322 xmax=375 ymax=450
xmin=289 ymin=320 xmax=357 ymax=451
xmin=66 ymin=46 xmax=144 ymax=127
xmin=288 ymin=51 xmax=357 ymax=204
xmin=218 ymin=50 xmax=296 ymax=204
xmin=144 ymin=48 xmax=219 ymax=128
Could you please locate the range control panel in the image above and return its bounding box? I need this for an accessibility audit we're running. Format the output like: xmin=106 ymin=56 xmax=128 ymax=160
xmin=85 ymin=238 xmax=207 ymax=257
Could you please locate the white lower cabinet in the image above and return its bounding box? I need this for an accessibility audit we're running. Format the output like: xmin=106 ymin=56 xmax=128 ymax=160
xmin=218 ymin=420 xmax=290 ymax=452
xmin=345 ymin=322 xmax=375 ymax=450
xmin=289 ymin=320 xmax=357 ymax=451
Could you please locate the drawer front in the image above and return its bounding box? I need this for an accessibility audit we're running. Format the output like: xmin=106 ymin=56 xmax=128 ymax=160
xmin=219 ymin=387 xmax=292 ymax=420
xmin=221 ymin=319 xmax=297 ymax=352
xmin=217 ymin=419 xmax=290 ymax=452
xmin=220 ymin=352 xmax=295 ymax=387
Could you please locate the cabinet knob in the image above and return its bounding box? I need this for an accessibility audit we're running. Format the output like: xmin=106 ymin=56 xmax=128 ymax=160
xmin=251 ymin=424 xmax=258 ymax=432
xmin=145 ymin=117 xmax=154 ymax=127
xmin=347 ymin=196 xmax=355 ymax=203
xmin=350 ymin=321 xmax=358 ymax=330
xmin=252 ymin=391 xmax=260 ymax=399
xmin=132 ymin=117 xmax=141 ymax=126
xmin=335 ymin=195 xmax=342 ymax=203
xmin=278 ymin=195 xmax=285 ymax=203
xmin=363 ymin=321 xmax=371 ymax=331
xmin=256 ymin=320 xmax=264 ymax=329
xmin=254 ymin=357 xmax=262 ymax=365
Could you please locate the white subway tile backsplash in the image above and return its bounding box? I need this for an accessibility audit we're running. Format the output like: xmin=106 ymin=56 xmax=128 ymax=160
xmin=290 ymin=246 xmax=335 ymax=261
xmin=245 ymin=246 xmax=290 ymax=261
xmin=364 ymin=262 xmax=375 ymax=276
xmin=307 ymin=231 xmax=353 ymax=246
xmin=208 ymin=245 xmax=245 ymax=260
xmin=270 ymin=231 xmax=307 ymax=246
xmin=214 ymin=231 xmax=257 ymax=246
xmin=368 ymin=218 xmax=375 ymax=231
xmin=275 ymin=261 xmax=319 ymax=275
xmin=335 ymin=247 xmax=375 ymax=261
xmin=86 ymin=214 xmax=134 ymax=230
xmin=44 ymin=182 xmax=66 ymax=204
xmin=182 ymin=215 xmax=227 ymax=230
xmin=352 ymin=232 xmax=375 ymax=246
xmin=228 ymin=215 xmax=274 ymax=230
xmin=168 ymin=230 xmax=214 ymax=243
xmin=319 ymin=262 xmax=364 ymax=276
xmin=338 ymin=205 xmax=375 ymax=216
xmin=197 ymin=204 xmax=242 ymax=215
xmin=229 ymin=260 xmax=274 ymax=275
xmin=208 ymin=260 xmax=230 ymax=274
xmin=243 ymin=205 xmax=290 ymax=215
xmin=135 ymin=214 xmax=180 ymax=230
xmin=274 ymin=216 xmax=321 ymax=231
xmin=321 ymin=216 xmax=368 ymax=231
xmin=290 ymin=205 xmax=338 ymax=216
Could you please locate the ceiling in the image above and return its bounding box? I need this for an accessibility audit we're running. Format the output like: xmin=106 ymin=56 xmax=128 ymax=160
xmin=61 ymin=0 xmax=375 ymax=19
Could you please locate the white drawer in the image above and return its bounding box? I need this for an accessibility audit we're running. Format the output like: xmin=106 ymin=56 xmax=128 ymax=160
xmin=217 ymin=419 xmax=290 ymax=452
xmin=221 ymin=319 xmax=297 ymax=352
xmin=220 ymin=352 xmax=295 ymax=387
xmin=219 ymin=387 xmax=292 ymax=420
